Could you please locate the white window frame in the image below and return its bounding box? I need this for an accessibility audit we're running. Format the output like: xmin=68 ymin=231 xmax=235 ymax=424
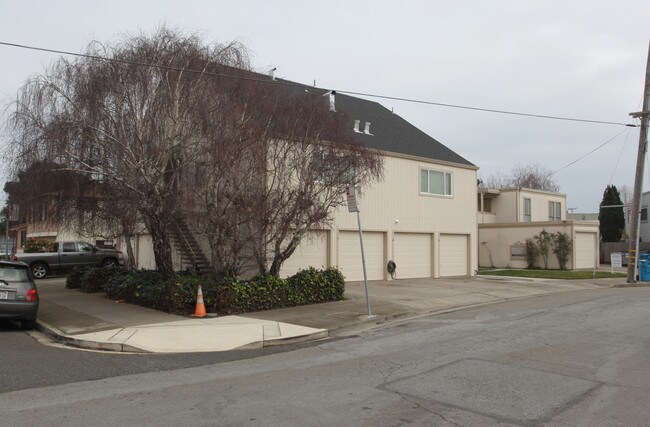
xmin=419 ymin=168 xmax=453 ymax=197
xmin=548 ymin=201 xmax=562 ymax=221
xmin=522 ymin=198 xmax=531 ymax=222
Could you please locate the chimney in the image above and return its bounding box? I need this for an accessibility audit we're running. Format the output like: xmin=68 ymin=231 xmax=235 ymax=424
xmin=329 ymin=90 xmax=336 ymax=111
xmin=363 ymin=121 xmax=372 ymax=135
xmin=323 ymin=90 xmax=336 ymax=111
xmin=353 ymin=119 xmax=361 ymax=133
xmin=269 ymin=67 xmax=277 ymax=80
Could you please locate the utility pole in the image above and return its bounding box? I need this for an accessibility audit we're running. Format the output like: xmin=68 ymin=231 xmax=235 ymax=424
xmin=627 ymin=40 xmax=650 ymax=283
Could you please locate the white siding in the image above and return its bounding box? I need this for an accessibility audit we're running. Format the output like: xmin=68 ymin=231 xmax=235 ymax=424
xmin=393 ymin=233 xmax=432 ymax=279
xmin=575 ymin=232 xmax=597 ymax=269
xmin=338 ymin=231 xmax=384 ymax=281
xmin=280 ymin=231 xmax=328 ymax=277
xmin=439 ymin=234 xmax=469 ymax=276
xmin=331 ymin=155 xmax=478 ymax=279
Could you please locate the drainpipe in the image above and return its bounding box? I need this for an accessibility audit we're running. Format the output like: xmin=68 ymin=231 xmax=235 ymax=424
xmin=516 ymin=188 xmax=520 ymax=222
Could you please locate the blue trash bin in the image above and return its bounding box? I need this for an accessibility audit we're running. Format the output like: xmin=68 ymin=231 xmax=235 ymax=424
xmin=640 ymin=259 xmax=650 ymax=282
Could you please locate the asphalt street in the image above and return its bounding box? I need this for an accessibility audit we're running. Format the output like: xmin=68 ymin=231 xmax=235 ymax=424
xmin=3 ymin=287 xmax=650 ymax=426
xmin=0 ymin=320 xmax=322 ymax=394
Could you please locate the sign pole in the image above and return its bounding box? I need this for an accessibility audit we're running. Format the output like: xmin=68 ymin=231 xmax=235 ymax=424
xmin=347 ymin=185 xmax=372 ymax=316
xmin=356 ymin=210 xmax=372 ymax=316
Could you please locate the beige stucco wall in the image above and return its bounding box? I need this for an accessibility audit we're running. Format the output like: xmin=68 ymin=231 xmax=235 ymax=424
xmin=479 ymin=220 xmax=599 ymax=270
xmin=126 ymin=152 xmax=479 ymax=278
xmin=487 ymin=188 xmax=566 ymax=223
xmin=326 ymin=153 xmax=478 ymax=278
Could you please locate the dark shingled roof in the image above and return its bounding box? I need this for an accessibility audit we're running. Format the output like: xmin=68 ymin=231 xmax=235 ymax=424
xmin=333 ymin=92 xmax=475 ymax=167
xmin=275 ymin=77 xmax=474 ymax=167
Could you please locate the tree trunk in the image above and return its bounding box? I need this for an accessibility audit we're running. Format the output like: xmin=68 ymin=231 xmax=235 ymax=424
xmin=146 ymin=213 xmax=175 ymax=280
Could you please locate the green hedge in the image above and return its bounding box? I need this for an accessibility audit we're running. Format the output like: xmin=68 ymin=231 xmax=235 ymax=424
xmin=100 ymin=267 xmax=345 ymax=315
xmin=215 ymin=267 xmax=345 ymax=315
xmin=66 ymin=266 xmax=92 ymax=289
xmin=80 ymin=267 xmax=126 ymax=293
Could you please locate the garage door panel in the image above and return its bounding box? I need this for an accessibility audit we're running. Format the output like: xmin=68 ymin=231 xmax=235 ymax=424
xmin=394 ymin=233 xmax=432 ymax=279
xmin=575 ymin=232 xmax=596 ymax=269
xmin=439 ymin=234 xmax=468 ymax=277
xmin=281 ymin=231 xmax=328 ymax=278
xmin=339 ymin=231 xmax=384 ymax=281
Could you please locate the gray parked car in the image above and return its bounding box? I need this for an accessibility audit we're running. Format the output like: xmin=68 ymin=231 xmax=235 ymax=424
xmin=0 ymin=260 xmax=39 ymax=330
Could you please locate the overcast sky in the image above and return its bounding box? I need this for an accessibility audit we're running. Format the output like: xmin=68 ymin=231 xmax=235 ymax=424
xmin=1 ymin=1 xmax=649 ymax=212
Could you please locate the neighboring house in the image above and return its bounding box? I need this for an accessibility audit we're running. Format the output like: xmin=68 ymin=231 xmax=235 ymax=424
xmin=624 ymin=191 xmax=650 ymax=243
xmin=567 ymin=213 xmax=599 ymax=221
xmin=130 ymin=87 xmax=479 ymax=280
xmin=478 ymin=187 xmax=600 ymax=270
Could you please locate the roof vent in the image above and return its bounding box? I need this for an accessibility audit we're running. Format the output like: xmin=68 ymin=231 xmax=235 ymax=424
xmin=269 ymin=67 xmax=277 ymax=80
xmin=353 ymin=119 xmax=361 ymax=133
xmin=363 ymin=122 xmax=372 ymax=135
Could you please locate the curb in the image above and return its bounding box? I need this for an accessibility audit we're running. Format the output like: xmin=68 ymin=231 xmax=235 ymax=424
xmin=36 ymin=319 xmax=331 ymax=354
xmin=36 ymin=320 xmax=150 ymax=353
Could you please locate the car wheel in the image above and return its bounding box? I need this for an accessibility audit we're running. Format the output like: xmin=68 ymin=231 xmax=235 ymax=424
xmin=102 ymin=258 xmax=118 ymax=268
xmin=21 ymin=319 xmax=37 ymax=330
xmin=31 ymin=262 xmax=48 ymax=279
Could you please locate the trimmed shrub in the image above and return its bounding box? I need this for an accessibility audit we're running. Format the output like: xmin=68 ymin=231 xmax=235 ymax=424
xmin=215 ymin=274 xmax=288 ymax=314
xmin=552 ymin=232 xmax=573 ymax=270
xmin=105 ymin=269 xmax=166 ymax=307
xmin=102 ymin=267 xmax=346 ymax=315
xmin=287 ymin=267 xmax=345 ymax=304
xmin=66 ymin=266 xmax=93 ymax=289
xmin=525 ymin=238 xmax=538 ymax=269
xmin=214 ymin=267 xmax=345 ymax=315
xmin=79 ymin=267 xmax=126 ymax=293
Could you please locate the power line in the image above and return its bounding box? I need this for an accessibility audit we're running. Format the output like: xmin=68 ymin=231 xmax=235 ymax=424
xmin=0 ymin=40 xmax=639 ymax=128
xmin=550 ymin=129 xmax=628 ymax=176
xmin=609 ymin=128 xmax=632 ymax=185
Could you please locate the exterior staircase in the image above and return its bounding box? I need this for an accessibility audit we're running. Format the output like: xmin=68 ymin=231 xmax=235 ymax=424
xmin=169 ymin=218 xmax=212 ymax=274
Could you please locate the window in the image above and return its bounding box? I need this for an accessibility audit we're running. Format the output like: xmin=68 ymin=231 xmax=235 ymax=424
xmin=312 ymin=152 xmax=356 ymax=185
xmin=20 ymin=230 xmax=27 ymax=248
xmin=549 ymin=201 xmax=562 ymax=221
xmin=62 ymin=242 xmax=76 ymax=252
xmin=523 ymin=198 xmax=531 ymax=222
xmin=77 ymin=242 xmax=94 ymax=252
xmin=642 ymin=206 xmax=648 ymax=223
xmin=420 ymin=168 xmax=452 ymax=196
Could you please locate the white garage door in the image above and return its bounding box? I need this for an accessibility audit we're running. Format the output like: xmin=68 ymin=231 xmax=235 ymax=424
xmin=280 ymin=231 xmax=328 ymax=278
xmin=575 ymin=232 xmax=597 ymax=269
xmin=338 ymin=231 xmax=384 ymax=281
xmin=393 ymin=233 xmax=432 ymax=279
xmin=439 ymin=234 xmax=469 ymax=277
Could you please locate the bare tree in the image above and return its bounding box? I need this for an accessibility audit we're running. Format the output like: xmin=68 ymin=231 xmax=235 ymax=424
xmin=483 ymin=161 xmax=560 ymax=192
xmin=7 ymin=28 xmax=250 ymax=281
xmin=182 ymin=81 xmax=383 ymax=276
xmin=7 ymin=27 xmax=383 ymax=281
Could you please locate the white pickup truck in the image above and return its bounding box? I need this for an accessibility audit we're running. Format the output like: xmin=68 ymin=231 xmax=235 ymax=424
xmin=13 ymin=241 xmax=124 ymax=279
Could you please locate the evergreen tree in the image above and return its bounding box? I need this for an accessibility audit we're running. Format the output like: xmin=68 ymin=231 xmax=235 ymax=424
xmin=599 ymin=185 xmax=625 ymax=242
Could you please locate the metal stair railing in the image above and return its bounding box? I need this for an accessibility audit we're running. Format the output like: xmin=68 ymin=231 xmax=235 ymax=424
xmin=172 ymin=218 xmax=199 ymax=272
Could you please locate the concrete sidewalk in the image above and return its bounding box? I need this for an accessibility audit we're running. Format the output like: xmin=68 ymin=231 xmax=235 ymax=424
xmin=34 ymin=274 xmax=626 ymax=353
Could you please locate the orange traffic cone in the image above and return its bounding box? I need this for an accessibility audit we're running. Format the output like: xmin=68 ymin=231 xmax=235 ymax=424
xmin=192 ymin=285 xmax=207 ymax=318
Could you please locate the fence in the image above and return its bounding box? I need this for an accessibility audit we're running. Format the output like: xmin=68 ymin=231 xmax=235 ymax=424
xmin=600 ymin=241 xmax=650 ymax=264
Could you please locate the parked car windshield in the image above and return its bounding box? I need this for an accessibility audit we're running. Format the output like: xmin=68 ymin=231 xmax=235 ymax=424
xmin=0 ymin=265 xmax=30 ymax=282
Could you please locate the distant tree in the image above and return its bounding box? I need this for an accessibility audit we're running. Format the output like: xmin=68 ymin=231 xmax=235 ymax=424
xmin=551 ymin=232 xmax=572 ymax=270
xmin=484 ymin=161 xmax=559 ymax=192
xmin=599 ymin=185 xmax=625 ymax=242
xmin=535 ymin=229 xmax=553 ymax=269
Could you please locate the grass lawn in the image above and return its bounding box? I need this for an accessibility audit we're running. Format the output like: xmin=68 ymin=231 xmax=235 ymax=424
xmin=478 ymin=269 xmax=626 ymax=280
